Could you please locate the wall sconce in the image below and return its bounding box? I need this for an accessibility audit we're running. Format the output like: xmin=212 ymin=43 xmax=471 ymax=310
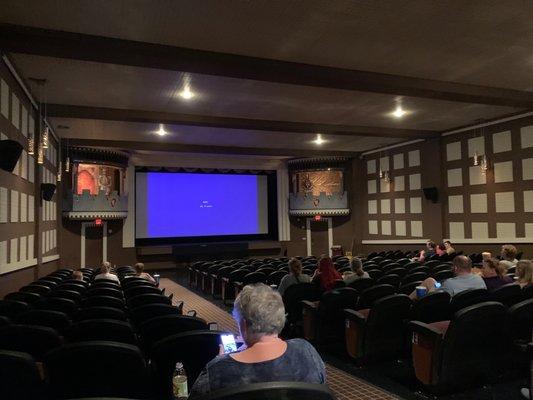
xmin=480 ymin=154 xmax=489 ymax=174
xmin=37 ymin=140 xmax=44 ymax=164
xmin=473 ymin=151 xmax=479 ymax=166
xmin=42 ymin=126 xmax=49 ymax=149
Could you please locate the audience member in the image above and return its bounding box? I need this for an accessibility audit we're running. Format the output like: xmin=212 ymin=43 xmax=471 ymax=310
xmin=134 ymin=262 xmax=156 ymax=284
xmin=516 ymin=260 xmax=533 ymax=288
xmin=481 ymin=258 xmax=513 ymax=291
xmin=72 ymin=270 xmax=84 ymax=281
xmin=190 ymin=283 xmax=326 ymax=397
xmin=500 ymin=244 xmax=519 ymax=270
xmin=313 ymin=256 xmax=342 ymax=292
xmin=277 ymin=258 xmax=311 ymax=296
xmin=443 ymin=240 xmax=455 ymax=255
xmin=410 ymin=255 xmax=486 ymax=299
xmin=482 ymin=251 xmax=492 ymax=261
xmin=94 ymin=261 xmax=120 ymax=283
xmin=436 ymin=244 xmax=446 ymax=257
xmin=417 ymin=241 xmax=437 ymax=262
xmin=342 ymin=258 xmax=369 ymax=285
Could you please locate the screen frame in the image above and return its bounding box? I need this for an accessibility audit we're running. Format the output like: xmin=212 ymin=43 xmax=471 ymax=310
xmin=134 ymin=169 xmax=278 ymax=246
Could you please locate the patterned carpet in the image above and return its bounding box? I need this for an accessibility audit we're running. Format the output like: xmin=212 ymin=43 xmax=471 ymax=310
xmin=160 ymin=278 xmax=399 ymax=400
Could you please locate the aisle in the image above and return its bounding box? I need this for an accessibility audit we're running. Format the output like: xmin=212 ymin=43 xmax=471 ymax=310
xmin=160 ymin=278 xmax=399 ymax=400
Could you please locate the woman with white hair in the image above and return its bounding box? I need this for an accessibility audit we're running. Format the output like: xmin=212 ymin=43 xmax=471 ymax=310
xmin=190 ymin=283 xmax=326 ymax=397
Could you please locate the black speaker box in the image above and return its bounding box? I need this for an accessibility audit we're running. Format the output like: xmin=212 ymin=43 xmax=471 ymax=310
xmin=0 ymin=140 xmax=23 ymax=172
xmin=423 ymin=187 xmax=439 ymax=203
xmin=41 ymin=183 xmax=56 ymax=201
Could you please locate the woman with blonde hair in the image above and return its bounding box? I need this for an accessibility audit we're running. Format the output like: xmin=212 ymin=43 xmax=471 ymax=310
xmin=515 ymin=260 xmax=533 ymax=288
xmin=277 ymin=258 xmax=312 ymax=296
xmin=343 ymin=258 xmax=369 ymax=285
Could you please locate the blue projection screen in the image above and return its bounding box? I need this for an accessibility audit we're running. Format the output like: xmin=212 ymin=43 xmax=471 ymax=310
xmin=135 ymin=172 xmax=269 ymax=239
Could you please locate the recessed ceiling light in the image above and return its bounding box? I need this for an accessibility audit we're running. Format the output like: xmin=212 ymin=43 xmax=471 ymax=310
xmin=313 ymin=134 xmax=325 ymax=145
xmin=156 ymin=124 xmax=168 ymax=136
xmin=391 ymin=105 xmax=407 ymax=118
xmin=179 ymin=86 xmax=194 ymax=100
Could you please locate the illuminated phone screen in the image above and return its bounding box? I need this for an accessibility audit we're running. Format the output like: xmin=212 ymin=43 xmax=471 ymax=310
xmin=220 ymin=334 xmax=237 ymax=354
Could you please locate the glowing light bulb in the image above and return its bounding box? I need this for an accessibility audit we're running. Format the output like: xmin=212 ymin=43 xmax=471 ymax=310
xmin=313 ymin=134 xmax=325 ymax=145
xmin=391 ymin=105 xmax=407 ymax=118
xmin=156 ymin=124 xmax=168 ymax=136
xmin=473 ymin=151 xmax=479 ymax=166
xmin=179 ymin=86 xmax=194 ymax=100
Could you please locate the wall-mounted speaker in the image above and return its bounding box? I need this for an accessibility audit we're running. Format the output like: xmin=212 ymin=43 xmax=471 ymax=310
xmin=423 ymin=187 xmax=439 ymax=203
xmin=0 ymin=140 xmax=23 ymax=172
xmin=41 ymin=183 xmax=56 ymax=201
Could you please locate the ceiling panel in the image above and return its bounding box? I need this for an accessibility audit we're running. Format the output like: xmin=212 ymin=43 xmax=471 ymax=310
xmin=51 ymin=117 xmax=402 ymax=152
xmin=13 ymin=55 xmax=521 ymax=131
xmin=2 ymin=0 xmax=533 ymax=90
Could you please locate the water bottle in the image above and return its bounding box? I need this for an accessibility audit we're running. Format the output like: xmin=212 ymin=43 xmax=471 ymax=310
xmin=172 ymin=362 xmax=188 ymax=399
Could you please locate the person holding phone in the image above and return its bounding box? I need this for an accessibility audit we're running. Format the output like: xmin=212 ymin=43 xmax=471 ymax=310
xmin=189 ymin=283 xmax=326 ymax=397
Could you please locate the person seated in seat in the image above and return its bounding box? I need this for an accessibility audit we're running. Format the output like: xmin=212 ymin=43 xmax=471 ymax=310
xmin=409 ymin=255 xmax=486 ymax=299
xmin=417 ymin=241 xmax=437 ymax=262
xmin=94 ymin=261 xmax=120 ymax=283
xmin=481 ymin=258 xmax=513 ymax=291
xmin=499 ymin=244 xmax=519 ymax=271
xmin=72 ymin=270 xmax=84 ymax=281
xmin=342 ymin=258 xmax=369 ymax=285
xmin=190 ymin=283 xmax=326 ymax=397
xmin=443 ymin=240 xmax=456 ymax=255
xmin=516 ymin=260 xmax=533 ymax=288
xmin=277 ymin=258 xmax=311 ymax=296
xmin=134 ymin=262 xmax=156 ymax=284
xmin=313 ymin=256 xmax=342 ymax=292
xmin=436 ymin=244 xmax=446 ymax=257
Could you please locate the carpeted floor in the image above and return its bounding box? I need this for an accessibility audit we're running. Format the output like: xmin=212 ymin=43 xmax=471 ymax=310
xmin=160 ymin=277 xmax=400 ymax=400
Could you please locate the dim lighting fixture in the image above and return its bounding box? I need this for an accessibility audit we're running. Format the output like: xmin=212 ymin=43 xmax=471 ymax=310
xmin=42 ymin=126 xmax=49 ymax=148
xmin=379 ymin=167 xmax=383 ymax=179
xmin=480 ymin=154 xmax=489 ymax=174
xmin=313 ymin=134 xmax=325 ymax=145
xmin=156 ymin=124 xmax=168 ymax=136
xmin=65 ymin=157 xmax=70 ymax=173
xmin=28 ymin=136 xmax=35 ymax=155
xmin=473 ymin=151 xmax=479 ymax=166
xmin=37 ymin=140 xmax=44 ymax=164
xmin=391 ymin=105 xmax=407 ymax=118
xmin=383 ymin=171 xmax=391 ymax=183
xmin=57 ymin=162 xmax=62 ymax=182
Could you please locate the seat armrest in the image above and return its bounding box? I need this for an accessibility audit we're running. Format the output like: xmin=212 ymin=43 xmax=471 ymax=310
xmin=234 ymin=281 xmax=243 ymax=288
xmin=301 ymin=300 xmax=319 ymax=311
xmin=409 ymin=321 xmax=444 ymax=338
xmin=344 ymin=308 xmax=366 ymax=323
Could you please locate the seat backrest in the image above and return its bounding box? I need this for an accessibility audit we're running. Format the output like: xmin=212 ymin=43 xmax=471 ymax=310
xmin=0 ymin=299 xmax=30 ymax=319
xmin=91 ymin=281 xmax=121 ymax=290
xmin=16 ymin=310 xmax=71 ymax=333
xmin=410 ymin=290 xmax=451 ymax=323
xmin=364 ymin=294 xmax=413 ymax=358
xmin=0 ymin=350 xmax=44 ymax=400
xmin=449 ymin=288 xmax=489 ymax=314
xmin=4 ymin=291 xmax=41 ymax=304
xmin=376 ymin=274 xmax=400 ymax=288
xmin=49 ymin=289 xmax=83 ymax=303
xmin=127 ymin=293 xmax=171 ymax=309
xmin=283 ymin=283 xmax=320 ymax=324
xmin=66 ymin=319 xmax=137 ymax=344
xmin=490 ymin=283 xmax=522 ymax=307
xmin=130 ymin=304 xmax=181 ymax=326
xmin=432 ymin=270 xmax=454 ymax=282
xmin=228 ymin=269 xmax=250 ymax=282
xmin=124 ymin=285 xmax=161 ymax=298
xmin=19 ymin=284 xmax=51 ymax=295
xmin=35 ymin=297 xmax=79 ymax=316
xmin=82 ymin=295 xmax=125 ymax=310
xmin=440 ymin=302 xmax=507 ymax=384
xmin=267 ymin=270 xmax=287 ymax=286
xmin=56 ymin=282 xmax=88 ymax=293
xmin=192 ymin=382 xmax=336 ymax=400
xmin=522 ymin=284 xmax=533 ymax=300
xmin=0 ymin=324 xmax=62 ymax=360
xmin=365 ymin=269 xmax=383 ymax=280
xmin=86 ymin=287 xmax=124 ymax=299
xmin=357 ymin=284 xmax=396 ymax=309
xmin=507 ymin=298 xmax=533 ymax=342
xmin=151 ymin=331 xmax=222 ymax=398
xmin=402 ymin=272 xmax=429 ymax=285
xmin=139 ymin=315 xmax=209 ymax=351
xmin=45 ymin=341 xmax=150 ymax=399
xmin=76 ymin=306 xmax=128 ymax=321
xmin=319 ymin=287 xmax=358 ymax=319
xmin=347 ymin=278 xmax=375 ymax=293
xmin=398 ymin=281 xmax=422 ymax=296
xmin=242 ymin=272 xmax=267 ymax=285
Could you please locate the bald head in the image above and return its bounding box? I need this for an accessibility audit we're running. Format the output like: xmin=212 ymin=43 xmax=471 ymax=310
xmin=453 ymin=255 xmax=472 ymax=272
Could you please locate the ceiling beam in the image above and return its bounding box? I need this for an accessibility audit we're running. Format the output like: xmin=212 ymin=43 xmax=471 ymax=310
xmin=47 ymin=104 xmax=436 ymax=139
xmin=66 ymin=139 xmax=359 ymax=158
xmin=1 ymin=24 xmax=532 ymax=108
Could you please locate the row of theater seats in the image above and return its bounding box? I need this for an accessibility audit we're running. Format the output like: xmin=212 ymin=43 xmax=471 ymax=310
xmin=188 ymin=255 xmax=355 ymax=304
xmin=0 ymin=266 xmax=236 ymax=400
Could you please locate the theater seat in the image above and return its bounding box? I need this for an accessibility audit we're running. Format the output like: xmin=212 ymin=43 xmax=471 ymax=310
xmin=410 ymin=291 xmax=451 ymax=323
xmin=345 ymin=294 xmax=412 ymax=363
xmin=282 ymin=283 xmax=320 ymax=337
xmin=0 ymin=350 xmax=44 ymax=400
xmin=151 ymin=331 xmax=221 ymax=400
xmin=82 ymin=295 xmax=125 ymax=310
xmin=302 ymin=287 xmax=358 ymax=343
xmin=356 ymin=284 xmax=396 ymax=309
xmin=127 ymin=293 xmax=171 ymax=308
xmin=410 ymin=302 xmax=507 ymax=392
xmin=0 ymin=299 xmax=30 ymax=319
xmin=449 ymin=288 xmax=489 ymax=314
xmin=16 ymin=310 xmax=71 ymax=334
xmin=66 ymin=319 xmax=137 ymax=344
xmin=76 ymin=306 xmax=128 ymax=321
xmin=490 ymin=283 xmax=522 ymax=307
xmin=0 ymin=324 xmax=62 ymax=360
xmin=45 ymin=341 xmax=151 ymax=399
xmin=508 ymin=299 xmax=533 ymax=344
xmin=130 ymin=303 xmax=183 ymax=326
xmin=124 ymin=285 xmax=162 ymax=298
xmin=192 ymin=382 xmax=336 ymax=400
xmin=138 ymin=314 xmax=209 ymax=351
xmin=347 ymin=277 xmax=374 ymax=292
xmin=4 ymin=291 xmax=42 ymax=304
